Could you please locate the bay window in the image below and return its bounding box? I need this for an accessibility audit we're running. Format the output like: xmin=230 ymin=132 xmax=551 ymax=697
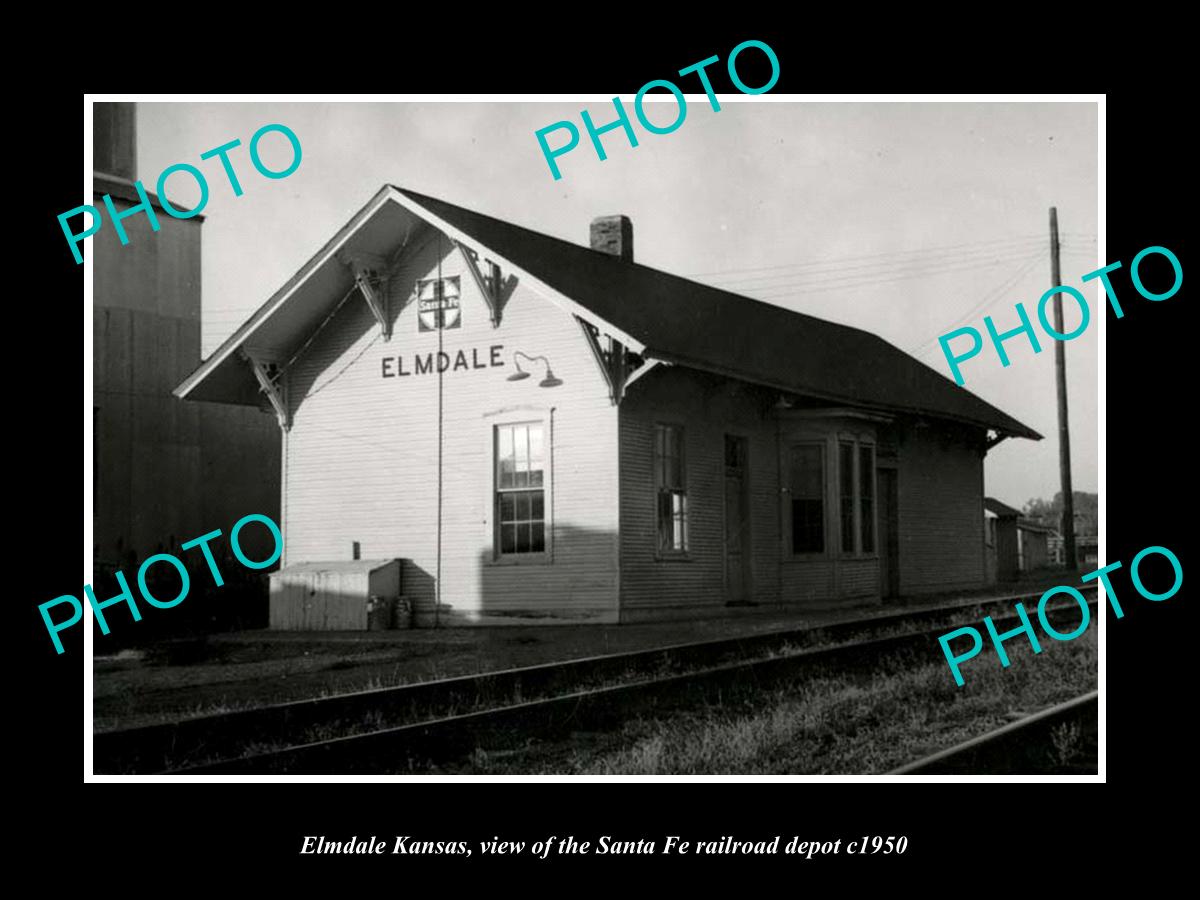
xmin=837 ymin=438 xmax=876 ymax=555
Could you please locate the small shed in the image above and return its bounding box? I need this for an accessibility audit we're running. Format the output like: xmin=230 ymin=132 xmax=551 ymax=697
xmin=984 ymin=497 xmax=1021 ymax=582
xmin=1016 ymin=519 xmax=1054 ymax=571
xmin=269 ymin=559 xmax=403 ymax=630
xmin=1077 ymin=535 xmax=1098 ymax=569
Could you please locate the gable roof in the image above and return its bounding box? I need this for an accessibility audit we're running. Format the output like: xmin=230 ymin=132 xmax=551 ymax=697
xmin=1017 ymin=518 xmax=1057 ymax=534
xmin=396 ymin=188 xmax=1039 ymax=440
xmin=176 ymin=185 xmax=1040 ymax=441
xmin=984 ymin=497 xmax=1023 ymax=518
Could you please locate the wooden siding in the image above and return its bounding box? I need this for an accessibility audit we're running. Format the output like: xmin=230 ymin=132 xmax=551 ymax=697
xmin=282 ymin=230 xmax=620 ymax=624
xmin=619 ymin=369 xmax=780 ymax=616
xmin=618 ymin=371 xmax=900 ymax=615
xmin=1019 ymin=528 xmax=1050 ymax=571
xmin=896 ymin=422 xmax=987 ymax=594
xmin=838 ymin=557 xmax=880 ymax=597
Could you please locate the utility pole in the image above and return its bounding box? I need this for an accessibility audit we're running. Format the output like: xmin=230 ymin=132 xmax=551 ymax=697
xmin=1050 ymin=207 xmax=1077 ymax=570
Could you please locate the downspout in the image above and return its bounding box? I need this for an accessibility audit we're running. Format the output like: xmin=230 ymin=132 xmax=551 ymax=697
xmin=776 ymin=410 xmax=784 ymax=607
xmin=615 ymin=398 xmax=623 ymax=624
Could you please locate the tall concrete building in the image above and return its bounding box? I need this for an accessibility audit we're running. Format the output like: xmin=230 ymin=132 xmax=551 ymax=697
xmin=92 ymin=102 xmax=279 ymax=593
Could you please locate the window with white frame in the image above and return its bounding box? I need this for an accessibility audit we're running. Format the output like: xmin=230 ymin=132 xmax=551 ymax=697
xmin=654 ymin=423 xmax=688 ymax=553
xmin=495 ymin=422 xmax=546 ymax=556
xmin=837 ymin=438 xmax=876 ymax=555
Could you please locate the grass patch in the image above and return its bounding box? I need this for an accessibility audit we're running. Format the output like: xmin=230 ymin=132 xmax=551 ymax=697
xmin=469 ymin=628 xmax=1097 ymax=775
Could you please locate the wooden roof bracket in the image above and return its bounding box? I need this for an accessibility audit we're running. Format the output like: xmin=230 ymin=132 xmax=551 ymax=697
xmin=622 ymin=357 xmax=659 ymax=390
xmin=610 ymin=338 xmax=627 ymax=403
xmin=338 ymin=252 xmax=390 ymax=340
xmin=354 ymin=268 xmax=390 ymax=340
xmin=577 ymin=316 xmax=640 ymax=405
xmin=455 ymin=240 xmax=503 ymax=327
xmin=241 ymin=348 xmax=290 ymax=431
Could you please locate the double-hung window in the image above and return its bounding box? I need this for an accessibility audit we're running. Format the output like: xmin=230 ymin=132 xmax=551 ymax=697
xmin=495 ymin=422 xmax=546 ymax=557
xmin=839 ymin=441 xmax=855 ymax=554
xmin=837 ymin=439 xmax=876 ymax=555
xmin=654 ymin=424 xmax=688 ymax=553
xmin=789 ymin=443 xmax=825 ymax=554
xmin=859 ymin=444 xmax=875 ymax=553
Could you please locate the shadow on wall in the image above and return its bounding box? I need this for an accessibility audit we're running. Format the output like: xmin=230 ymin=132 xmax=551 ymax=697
xmin=289 ymin=239 xmax=514 ymax=422
xmin=288 ymin=290 xmax=378 ymax=422
xmin=132 ymin=522 xmax=620 ymax=635
xmin=272 ymin=527 xmax=620 ymax=628
xmin=435 ymin=523 xmax=619 ymax=625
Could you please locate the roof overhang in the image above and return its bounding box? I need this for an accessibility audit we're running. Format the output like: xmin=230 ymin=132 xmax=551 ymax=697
xmin=641 ymin=348 xmax=1042 ymax=441
xmin=175 ymin=186 xmax=646 ymax=405
xmin=176 ymin=185 xmax=1041 ymax=445
xmin=94 ymin=171 xmax=205 ymax=220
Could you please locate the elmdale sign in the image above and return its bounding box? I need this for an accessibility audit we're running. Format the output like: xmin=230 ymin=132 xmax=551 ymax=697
xmin=380 ymin=343 xmax=505 ymax=379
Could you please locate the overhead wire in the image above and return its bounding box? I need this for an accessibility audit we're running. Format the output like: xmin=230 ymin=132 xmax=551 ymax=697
xmin=682 ymin=233 xmax=1046 ymax=279
xmin=700 ymin=244 xmax=1047 ymax=291
xmin=736 ymin=250 xmax=1046 ymax=300
xmin=727 ymin=256 xmax=1045 ymax=299
xmin=906 ymin=251 xmax=1046 ymax=357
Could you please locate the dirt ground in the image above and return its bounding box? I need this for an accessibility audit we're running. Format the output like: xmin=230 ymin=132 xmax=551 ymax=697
xmin=93 ymin=573 xmax=1087 ymax=731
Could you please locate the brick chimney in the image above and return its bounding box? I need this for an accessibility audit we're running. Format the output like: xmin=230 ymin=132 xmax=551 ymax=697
xmin=590 ymin=215 xmax=633 ymax=263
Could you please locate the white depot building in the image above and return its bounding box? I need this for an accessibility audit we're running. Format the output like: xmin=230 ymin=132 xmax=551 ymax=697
xmin=177 ymin=186 xmax=1039 ymax=629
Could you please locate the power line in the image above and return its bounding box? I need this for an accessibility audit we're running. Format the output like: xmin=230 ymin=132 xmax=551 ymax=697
xmin=738 ymin=251 xmax=1044 ymax=301
xmin=907 ymin=251 xmax=1045 ymax=357
xmin=306 ymin=332 xmax=382 ymax=398
xmin=706 ymin=246 xmax=1045 ymax=293
xmin=696 ymin=239 xmax=1045 ymax=286
xmin=281 ymin=284 xmax=361 ymax=376
xmin=683 ymin=234 xmax=1045 ymax=279
xmin=685 ymin=234 xmax=1046 ymax=277
xmin=909 ymin=255 xmax=1043 ymax=357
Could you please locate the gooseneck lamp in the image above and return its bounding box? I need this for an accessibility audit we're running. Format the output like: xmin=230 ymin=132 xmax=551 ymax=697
xmin=507 ymin=351 xmax=563 ymax=388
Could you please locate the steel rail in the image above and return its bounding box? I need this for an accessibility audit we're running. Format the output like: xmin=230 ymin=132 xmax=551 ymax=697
xmin=165 ymin=597 xmax=1098 ymax=775
xmin=888 ymin=690 xmax=1099 ymax=775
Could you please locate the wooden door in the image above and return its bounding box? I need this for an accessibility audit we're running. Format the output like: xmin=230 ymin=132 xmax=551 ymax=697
xmin=877 ymin=467 xmax=900 ymax=600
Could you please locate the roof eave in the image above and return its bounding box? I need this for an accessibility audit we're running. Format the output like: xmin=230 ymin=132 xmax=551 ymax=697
xmin=642 ymin=349 xmax=1041 ymax=441
xmin=174 ymin=184 xmax=400 ymax=401
xmin=175 ymin=185 xmax=651 ymax=403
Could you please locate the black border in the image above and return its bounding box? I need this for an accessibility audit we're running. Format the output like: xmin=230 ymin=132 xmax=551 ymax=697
xmin=22 ymin=28 xmax=1189 ymax=883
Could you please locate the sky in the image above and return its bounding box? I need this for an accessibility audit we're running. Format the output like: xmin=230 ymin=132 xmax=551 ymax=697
xmin=137 ymin=99 xmax=1099 ymax=509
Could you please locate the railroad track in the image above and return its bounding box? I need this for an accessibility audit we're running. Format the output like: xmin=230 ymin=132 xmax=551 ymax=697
xmin=92 ymin=589 xmax=1096 ymax=774
xmin=889 ymin=690 xmax=1098 ymax=775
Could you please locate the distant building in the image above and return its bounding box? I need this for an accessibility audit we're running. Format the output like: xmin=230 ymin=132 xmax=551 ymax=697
xmin=92 ymin=102 xmax=280 ymax=582
xmin=1016 ymin=519 xmax=1054 ymax=571
xmin=985 ymin=498 xmax=1059 ymax=581
xmin=1049 ymin=531 xmax=1098 ymax=569
xmin=984 ymin=497 xmax=1022 ymax=582
xmin=1077 ymin=535 xmax=1098 ymax=568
